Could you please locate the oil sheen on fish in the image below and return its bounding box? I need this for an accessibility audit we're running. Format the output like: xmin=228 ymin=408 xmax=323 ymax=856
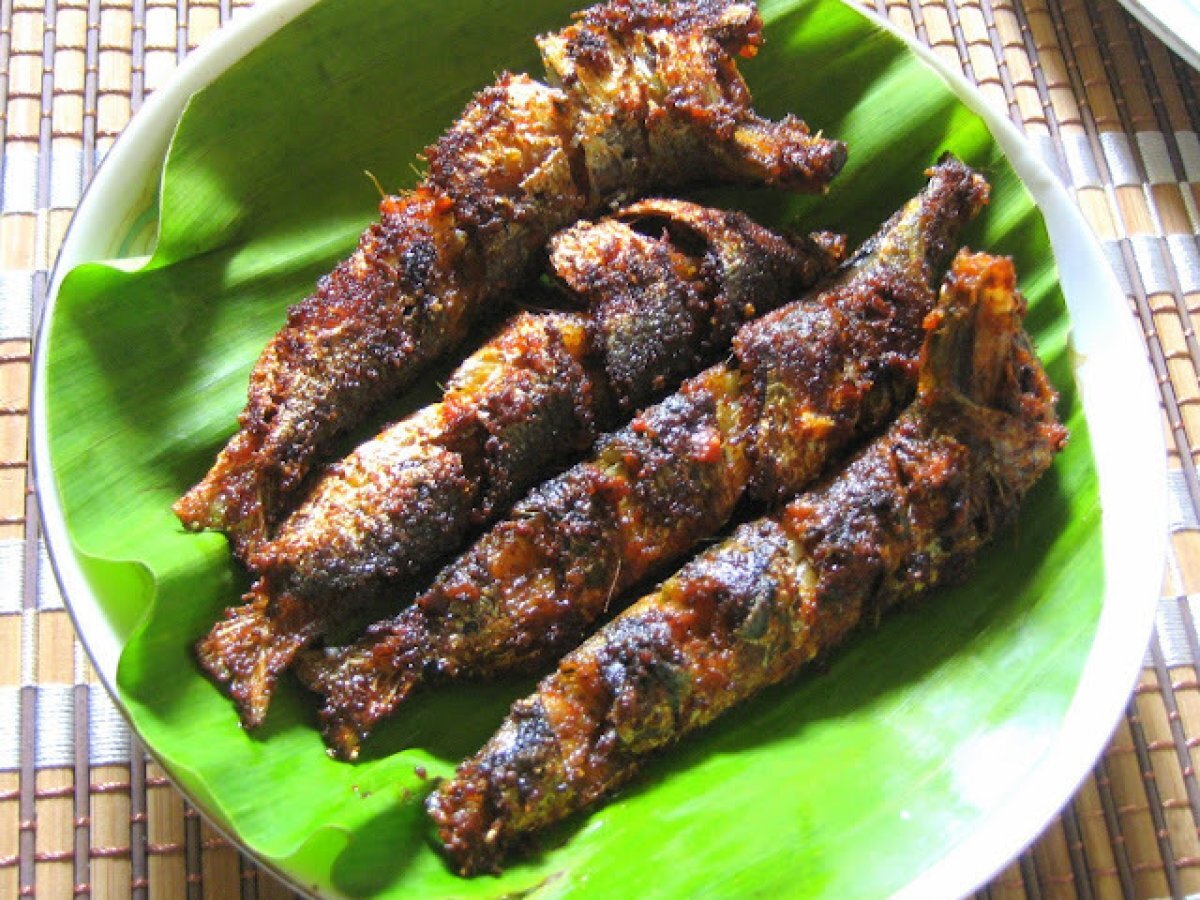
xmin=299 ymin=156 xmax=990 ymax=759
xmin=196 ymin=201 xmax=844 ymax=727
xmin=173 ymin=0 xmax=847 ymax=558
xmin=426 ymin=250 xmax=1068 ymax=874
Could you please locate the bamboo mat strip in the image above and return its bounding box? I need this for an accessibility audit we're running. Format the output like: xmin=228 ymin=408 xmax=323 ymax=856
xmin=945 ymin=0 xmax=1150 ymax=894
xmin=1 ymin=0 xmax=1198 ymax=897
xmin=1052 ymin=10 xmax=1191 ymax=897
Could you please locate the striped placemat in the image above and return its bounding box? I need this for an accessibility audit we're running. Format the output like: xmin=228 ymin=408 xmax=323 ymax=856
xmin=2 ymin=0 xmax=1199 ymax=896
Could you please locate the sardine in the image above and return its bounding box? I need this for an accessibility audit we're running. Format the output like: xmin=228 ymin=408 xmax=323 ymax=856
xmin=197 ymin=201 xmax=844 ymax=727
xmin=173 ymin=0 xmax=847 ymax=558
xmin=426 ymin=250 xmax=1068 ymax=874
xmin=299 ymin=156 xmax=990 ymax=759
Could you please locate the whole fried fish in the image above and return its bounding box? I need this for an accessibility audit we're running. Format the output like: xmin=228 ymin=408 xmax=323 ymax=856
xmin=300 ymin=156 xmax=990 ymax=759
xmin=197 ymin=201 xmax=844 ymax=727
xmin=427 ymin=250 xmax=1068 ymax=874
xmin=174 ymin=0 xmax=847 ymax=558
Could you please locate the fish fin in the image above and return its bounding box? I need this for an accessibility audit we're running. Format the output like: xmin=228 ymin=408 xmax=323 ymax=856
xmin=174 ymin=430 xmax=270 ymax=561
xmin=194 ymin=580 xmax=323 ymax=728
xmin=296 ymin=642 xmax=422 ymax=762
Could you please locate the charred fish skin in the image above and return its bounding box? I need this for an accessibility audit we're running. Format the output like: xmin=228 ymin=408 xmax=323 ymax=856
xmin=299 ymin=157 xmax=989 ymax=760
xmin=551 ymin=199 xmax=845 ymax=418
xmin=738 ymin=152 xmax=995 ymax=505
xmin=192 ymin=407 xmax=483 ymax=728
xmin=299 ymin=364 xmax=753 ymax=754
xmin=537 ymin=0 xmax=845 ymax=200
xmin=173 ymin=0 xmax=848 ymax=559
xmin=196 ymin=204 xmax=843 ymax=729
xmin=245 ymin=205 xmax=842 ymax=588
xmin=426 ymin=251 xmax=1068 ymax=875
xmin=250 ymin=314 xmax=591 ymax=598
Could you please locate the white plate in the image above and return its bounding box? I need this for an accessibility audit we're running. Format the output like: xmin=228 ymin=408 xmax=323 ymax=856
xmin=31 ymin=2 xmax=1167 ymax=896
xmin=1117 ymin=0 xmax=1200 ymax=71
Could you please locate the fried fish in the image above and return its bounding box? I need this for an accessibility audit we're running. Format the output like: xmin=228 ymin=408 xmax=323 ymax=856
xmin=174 ymin=0 xmax=846 ymax=558
xmin=427 ymin=250 xmax=1067 ymax=874
xmin=197 ymin=200 xmax=844 ymax=727
xmin=300 ymin=156 xmax=989 ymax=759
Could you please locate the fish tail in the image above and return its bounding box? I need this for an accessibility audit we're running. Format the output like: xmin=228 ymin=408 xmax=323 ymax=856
xmin=295 ymin=632 xmax=425 ymax=762
xmin=174 ymin=429 xmax=269 ymax=561
xmin=194 ymin=580 xmax=324 ymax=728
xmin=920 ymin=250 xmax=1065 ymax=442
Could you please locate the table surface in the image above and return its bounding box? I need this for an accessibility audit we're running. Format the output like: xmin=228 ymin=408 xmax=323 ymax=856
xmin=3 ymin=0 xmax=1200 ymax=897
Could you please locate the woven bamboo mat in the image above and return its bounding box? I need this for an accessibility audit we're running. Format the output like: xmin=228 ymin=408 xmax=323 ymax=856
xmin=2 ymin=0 xmax=1199 ymax=896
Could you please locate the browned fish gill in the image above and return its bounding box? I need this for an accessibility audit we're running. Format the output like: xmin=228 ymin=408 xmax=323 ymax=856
xmin=196 ymin=202 xmax=844 ymax=728
xmin=299 ymin=156 xmax=990 ymax=759
xmin=427 ymin=250 xmax=1068 ymax=874
xmin=173 ymin=0 xmax=846 ymax=558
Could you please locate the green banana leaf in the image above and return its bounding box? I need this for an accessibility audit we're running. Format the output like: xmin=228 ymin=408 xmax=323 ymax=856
xmin=43 ymin=0 xmax=1099 ymax=896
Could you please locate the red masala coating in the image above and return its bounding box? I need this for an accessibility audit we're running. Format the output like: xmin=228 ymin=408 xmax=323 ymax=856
xmin=174 ymin=0 xmax=847 ymax=559
xmin=427 ymin=250 xmax=1067 ymax=875
xmin=298 ymin=156 xmax=990 ymax=759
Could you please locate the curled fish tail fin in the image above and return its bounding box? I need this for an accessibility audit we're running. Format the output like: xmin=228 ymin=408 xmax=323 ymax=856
xmin=295 ymin=638 xmax=424 ymax=762
xmin=174 ymin=431 xmax=270 ymax=561
xmin=195 ymin=579 xmax=324 ymax=728
xmin=919 ymin=250 xmax=1020 ymax=407
xmin=918 ymin=249 xmax=1068 ymax=450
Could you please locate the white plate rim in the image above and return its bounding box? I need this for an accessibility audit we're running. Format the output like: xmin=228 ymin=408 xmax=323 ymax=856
xmin=1115 ymin=0 xmax=1200 ymax=72
xmin=29 ymin=1 xmax=1167 ymax=897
